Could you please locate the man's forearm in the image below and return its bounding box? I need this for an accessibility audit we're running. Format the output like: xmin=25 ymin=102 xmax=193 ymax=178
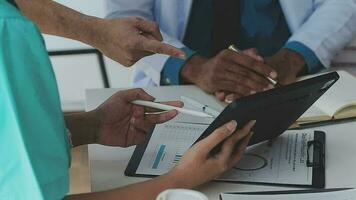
xmin=15 ymin=0 xmax=102 ymax=47
xmin=14 ymin=0 xmax=186 ymax=67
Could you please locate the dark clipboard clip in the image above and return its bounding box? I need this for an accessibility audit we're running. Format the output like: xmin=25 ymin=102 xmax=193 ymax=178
xmin=307 ymin=136 xmax=325 ymax=168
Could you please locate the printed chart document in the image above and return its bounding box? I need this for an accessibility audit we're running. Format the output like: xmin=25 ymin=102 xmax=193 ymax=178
xmin=218 ymin=130 xmax=314 ymax=185
xmin=135 ymin=122 xmax=315 ymax=186
xmin=136 ymin=122 xmax=208 ymax=175
xmin=220 ymin=189 xmax=356 ymax=200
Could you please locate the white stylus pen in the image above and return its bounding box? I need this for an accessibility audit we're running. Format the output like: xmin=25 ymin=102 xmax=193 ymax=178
xmin=181 ymin=96 xmax=220 ymax=118
xmin=132 ymin=100 xmax=214 ymax=118
xmin=228 ymin=44 xmax=279 ymax=86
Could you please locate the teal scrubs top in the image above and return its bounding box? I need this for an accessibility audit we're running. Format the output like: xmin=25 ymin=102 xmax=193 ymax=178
xmin=0 ymin=1 xmax=70 ymax=199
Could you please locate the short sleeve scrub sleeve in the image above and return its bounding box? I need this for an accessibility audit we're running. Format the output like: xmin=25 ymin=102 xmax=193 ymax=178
xmin=0 ymin=1 xmax=70 ymax=199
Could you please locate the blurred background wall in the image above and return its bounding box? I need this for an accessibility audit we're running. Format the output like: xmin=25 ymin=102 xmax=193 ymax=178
xmin=43 ymin=0 xmax=134 ymax=112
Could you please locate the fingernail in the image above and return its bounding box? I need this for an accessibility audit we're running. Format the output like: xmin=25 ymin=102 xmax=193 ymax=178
xmin=170 ymin=110 xmax=178 ymax=117
xmin=225 ymin=94 xmax=234 ymax=102
xmin=227 ymin=120 xmax=237 ymax=132
xmin=250 ymin=90 xmax=256 ymax=95
xmin=130 ymin=117 xmax=136 ymax=124
xmin=251 ymin=120 xmax=257 ymax=127
xmin=179 ymin=54 xmax=187 ymax=60
xmin=270 ymin=71 xmax=277 ymax=79
xmin=180 ymin=101 xmax=185 ymax=107
xmin=225 ymin=99 xmax=233 ymax=104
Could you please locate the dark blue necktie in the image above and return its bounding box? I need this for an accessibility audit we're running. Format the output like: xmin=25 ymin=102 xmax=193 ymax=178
xmin=211 ymin=0 xmax=241 ymax=56
xmin=183 ymin=0 xmax=213 ymax=57
xmin=183 ymin=0 xmax=241 ymax=57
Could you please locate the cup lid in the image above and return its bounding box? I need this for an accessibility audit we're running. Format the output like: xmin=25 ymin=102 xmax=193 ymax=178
xmin=156 ymin=189 xmax=209 ymax=200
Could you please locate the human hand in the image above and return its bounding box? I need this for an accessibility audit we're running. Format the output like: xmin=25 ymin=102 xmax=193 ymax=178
xmin=181 ymin=48 xmax=277 ymax=101
xmin=93 ymin=88 xmax=183 ymax=147
xmin=94 ymin=17 xmax=186 ymax=66
xmin=264 ymin=48 xmax=306 ymax=85
xmin=168 ymin=120 xmax=256 ymax=188
xmin=214 ymin=48 xmax=265 ymax=102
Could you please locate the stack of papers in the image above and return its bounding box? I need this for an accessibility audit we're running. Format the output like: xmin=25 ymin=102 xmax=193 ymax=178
xmin=221 ymin=188 xmax=356 ymax=200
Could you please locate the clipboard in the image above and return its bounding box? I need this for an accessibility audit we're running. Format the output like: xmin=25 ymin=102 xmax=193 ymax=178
xmin=125 ymin=130 xmax=326 ymax=188
xmin=125 ymin=72 xmax=338 ymax=187
xmin=215 ymin=131 xmax=326 ymax=188
xmin=125 ymin=126 xmax=157 ymax=178
xmin=307 ymin=131 xmax=326 ymax=188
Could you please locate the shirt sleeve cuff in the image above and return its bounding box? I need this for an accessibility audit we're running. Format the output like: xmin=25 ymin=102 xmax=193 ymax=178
xmin=284 ymin=41 xmax=323 ymax=74
xmin=160 ymin=47 xmax=196 ymax=85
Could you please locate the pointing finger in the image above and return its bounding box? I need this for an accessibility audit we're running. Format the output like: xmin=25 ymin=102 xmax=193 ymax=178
xmin=135 ymin=37 xmax=186 ymax=59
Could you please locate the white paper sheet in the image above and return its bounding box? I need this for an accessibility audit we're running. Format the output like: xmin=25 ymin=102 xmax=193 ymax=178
xmin=136 ymin=122 xmax=315 ymax=187
xmin=221 ymin=189 xmax=356 ymax=200
xmin=136 ymin=122 xmax=209 ymax=175
xmin=218 ymin=131 xmax=314 ymax=185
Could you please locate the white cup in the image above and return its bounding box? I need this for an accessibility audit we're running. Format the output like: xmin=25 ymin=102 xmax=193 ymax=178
xmin=156 ymin=189 xmax=209 ymax=200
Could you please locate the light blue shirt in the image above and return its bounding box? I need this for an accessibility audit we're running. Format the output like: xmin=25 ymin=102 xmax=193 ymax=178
xmin=161 ymin=0 xmax=322 ymax=85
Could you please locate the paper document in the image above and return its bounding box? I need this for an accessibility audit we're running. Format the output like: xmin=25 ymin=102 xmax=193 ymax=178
xmin=136 ymin=122 xmax=314 ymax=187
xmin=220 ymin=189 xmax=356 ymax=200
xmin=136 ymin=122 xmax=209 ymax=175
xmin=218 ymin=131 xmax=314 ymax=185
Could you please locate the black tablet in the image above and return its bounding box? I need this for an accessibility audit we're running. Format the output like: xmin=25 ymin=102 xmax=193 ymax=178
xmin=194 ymin=71 xmax=339 ymax=154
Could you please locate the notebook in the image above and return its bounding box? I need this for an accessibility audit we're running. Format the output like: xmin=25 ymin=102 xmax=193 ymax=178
xmin=298 ymin=71 xmax=356 ymax=125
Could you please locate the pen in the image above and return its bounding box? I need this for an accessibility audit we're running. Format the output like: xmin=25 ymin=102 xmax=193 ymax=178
xmin=132 ymin=100 xmax=214 ymax=118
xmin=228 ymin=44 xmax=279 ymax=86
xmin=181 ymin=96 xmax=220 ymax=118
